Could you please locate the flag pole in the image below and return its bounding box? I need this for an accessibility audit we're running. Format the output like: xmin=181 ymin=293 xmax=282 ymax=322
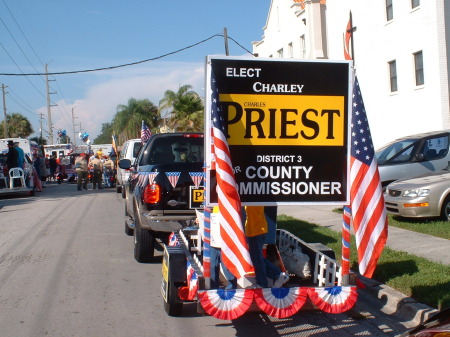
xmin=349 ymin=11 xmax=355 ymax=66
xmin=341 ymin=11 xmax=356 ymax=285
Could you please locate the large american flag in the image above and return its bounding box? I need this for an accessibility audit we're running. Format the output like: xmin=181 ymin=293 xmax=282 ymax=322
xmin=349 ymin=77 xmax=388 ymax=278
xmin=141 ymin=120 xmax=152 ymax=144
xmin=210 ymin=73 xmax=254 ymax=279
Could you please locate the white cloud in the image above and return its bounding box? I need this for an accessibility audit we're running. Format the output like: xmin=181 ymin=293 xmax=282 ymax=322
xmin=49 ymin=61 xmax=205 ymax=143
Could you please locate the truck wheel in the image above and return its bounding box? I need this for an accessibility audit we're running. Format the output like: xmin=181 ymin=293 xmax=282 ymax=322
xmin=125 ymin=221 xmax=134 ymax=236
xmin=134 ymin=216 xmax=155 ymax=262
xmin=116 ymin=185 xmax=122 ymax=193
xmin=164 ymin=281 xmax=183 ymax=317
xmin=124 ymin=203 xmax=134 ymax=236
xmin=121 ymin=185 xmax=126 ymax=199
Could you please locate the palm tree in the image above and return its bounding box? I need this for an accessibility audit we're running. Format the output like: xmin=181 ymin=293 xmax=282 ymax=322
xmin=0 ymin=112 xmax=34 ymax=138
xmin=159 ymin=84 xmax=204 ymax=132
xmin=112 ymin=98 xmax=160 ymax=144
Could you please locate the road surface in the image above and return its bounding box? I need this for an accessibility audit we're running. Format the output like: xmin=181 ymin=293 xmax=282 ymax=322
xmin=0 ymin=183 xmax=412 ymax=337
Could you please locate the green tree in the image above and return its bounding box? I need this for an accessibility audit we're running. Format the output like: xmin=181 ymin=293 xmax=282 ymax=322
xmin=159 ymin=84 xmax=204 ymax=132
xmin=93 ymin=122 xmax=114 ymax=144
xmin=0 ymin=112 xmax=34 ymax=138
xmin=112 ymin=98 xmax=160 ymax=145
xmin=29 ymin=136 xmax=47 ymax=146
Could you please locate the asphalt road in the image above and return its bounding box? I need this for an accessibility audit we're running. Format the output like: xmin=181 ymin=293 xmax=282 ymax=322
xmin=0 ymin=182 xmax=414 ymax=337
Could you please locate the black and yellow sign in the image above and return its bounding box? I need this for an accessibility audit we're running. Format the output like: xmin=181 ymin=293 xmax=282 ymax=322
xmin=190 ymin=186 xmax=204 ymax=209
xmin=205 ymin=57 xmax=352 ymax=205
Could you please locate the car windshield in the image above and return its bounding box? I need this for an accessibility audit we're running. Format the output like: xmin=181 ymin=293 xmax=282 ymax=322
xmin=139 ymin=135 xmax=204 ymax=165
xmin=375 ymin=139 xmax=418 ymax=165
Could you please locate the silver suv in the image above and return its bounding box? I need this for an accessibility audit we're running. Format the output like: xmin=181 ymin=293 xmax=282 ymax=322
xmin=116 ymin=139 xmax=142 ymax=197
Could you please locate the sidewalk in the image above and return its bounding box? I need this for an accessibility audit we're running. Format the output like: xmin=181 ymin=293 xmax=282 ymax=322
xmin=277 ymin=205 xmax=450 ymax=265
xmin=277 ymin=204 xmax=447 ymax=327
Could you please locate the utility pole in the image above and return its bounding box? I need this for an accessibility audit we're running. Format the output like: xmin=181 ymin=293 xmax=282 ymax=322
xmin=38 ymin=113 xmax=45 ymax=145
xmin=223 ymin=27 xmax=229 ymax=56
xmin=2 ymin=84 xmax=8 ymax=138
xmin=45 ymin=64 xmax=57 ymax=145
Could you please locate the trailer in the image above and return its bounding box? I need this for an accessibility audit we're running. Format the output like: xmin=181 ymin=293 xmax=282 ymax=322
xmin=161 ymin=218 xmax=357 ymax=320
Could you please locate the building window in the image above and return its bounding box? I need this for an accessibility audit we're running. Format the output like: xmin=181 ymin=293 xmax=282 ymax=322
xmin=288 ymin=43 xmax=293 ymax=58
xmin=300 ymin=35 xmax=306 ymax=58
xmin=388 ymin=60 xmax=398 ymax=92
xmin=277 ymin=48 xmax=284 ymax=58
xmin=414 ymin=51 xmax=424 ymax=86
xmin=411 ymin=0 xmax=420 ymax=9
xmin=386 ymin=0 xmax=393 ymax=21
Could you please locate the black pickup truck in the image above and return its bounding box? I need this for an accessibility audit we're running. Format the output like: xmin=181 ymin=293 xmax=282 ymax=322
xmin=119 ymin=132 xmax=204 ymax=262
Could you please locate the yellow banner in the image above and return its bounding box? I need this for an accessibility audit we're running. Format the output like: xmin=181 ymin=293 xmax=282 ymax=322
xmin=220 ymin=94 xmax=345 ymax=146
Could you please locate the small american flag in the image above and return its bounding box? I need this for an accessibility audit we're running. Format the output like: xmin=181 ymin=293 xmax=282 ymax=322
xmin=189 ymin=172 xmax=204 ymax=188
xmin=348 ymin=77 xmax=388 ymax=278
xmin=141 ymin=121 xmax=152 ymax=144
xmin=210 ymin=71 xmax=254 ymax=279
xmin=165 ymin=172 xmax=180 ymax=188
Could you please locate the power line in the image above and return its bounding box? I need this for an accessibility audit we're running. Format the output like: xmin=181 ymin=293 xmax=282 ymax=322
xmin=0 ymin=41 xmax=46 ymax=98
xmin=0 ymin=33 xmax=255 ymax=76
xmin=1 ymin=0 xmax=45 ymax=66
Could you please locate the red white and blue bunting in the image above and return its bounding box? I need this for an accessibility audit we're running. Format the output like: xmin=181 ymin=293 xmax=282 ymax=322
xmin=307 ymin=286 xmax=358 ymax=314
xmin=198 ymin=289 xmax=254 ymax=320
xmin=253 ymin=287 xmax=308 ymax=319
xmin=189 ymin=172 xmax=204 ymax=188
xmin=136 ymin=172 xmax=159 ymax=187
xmin=165 ymin=172 xmax=181 ymax=188
xmin=198 ymin=286 xmax=357 ymax=320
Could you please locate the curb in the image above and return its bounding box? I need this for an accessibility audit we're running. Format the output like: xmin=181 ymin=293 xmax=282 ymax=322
xmin=358 ymin=275 xmax=439 ymax=328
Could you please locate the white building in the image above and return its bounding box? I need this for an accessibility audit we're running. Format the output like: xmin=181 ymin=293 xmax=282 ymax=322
xmin=252 ymin=0 xmax=450 ymax=149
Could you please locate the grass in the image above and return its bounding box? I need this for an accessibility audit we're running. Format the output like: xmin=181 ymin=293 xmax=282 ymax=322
xmin=277 ymin=214 xmax=450 ymax=310
xmin=388 ymin=215 xmax=450 ymax=240
xmin=332 ymin=207 xmax=450 ymax=240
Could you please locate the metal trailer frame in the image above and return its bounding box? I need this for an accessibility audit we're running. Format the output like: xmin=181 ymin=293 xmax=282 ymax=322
xmin=161 ymin=224 xmax=356 ymax=318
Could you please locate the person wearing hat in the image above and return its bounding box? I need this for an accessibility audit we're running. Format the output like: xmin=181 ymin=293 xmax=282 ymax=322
xmin=88 ymin=153 xmax=103 ymax=189
xmin=74 ymin=153 xmax=89 ymax=191
xmin=6 ymin=140 xmax=19 ymax=171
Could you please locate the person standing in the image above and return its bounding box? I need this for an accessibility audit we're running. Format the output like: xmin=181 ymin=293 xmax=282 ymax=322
xmin=6 ymin=140 xmax=19 ymax=171
xmin=89 ymin=153 xmax=103 ymax=189
xmin=244 ymin=206 xmax=289 ymax=288
xmin=14 ymin=142 xmax=24 ymax=169
xmin=49 ymin=155 xmax=57 ymax=181
xmin=75 ymin=153 xmax=89 ymax=191
xmin=103 ymin=155 xmax=115 ymax=187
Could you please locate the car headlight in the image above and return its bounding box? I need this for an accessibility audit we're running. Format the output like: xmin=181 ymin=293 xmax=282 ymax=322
xmin=402 ymin=189 xmax=430 ymax=198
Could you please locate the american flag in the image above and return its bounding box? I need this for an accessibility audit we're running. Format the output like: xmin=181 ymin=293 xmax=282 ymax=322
xmin=141 ymin=120 xmax=152 ymax=144
xmin=348 ymin=77 xmax=388 ymax=278
xmin=210 ymin=72 xmax=254 ymax=279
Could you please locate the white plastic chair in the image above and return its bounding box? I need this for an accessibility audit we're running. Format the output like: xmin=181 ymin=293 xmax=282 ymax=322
xmin=9 ymin=167 xmax=26 ymax=189
xmin=0 ymin=172 xmax=8 ymax=188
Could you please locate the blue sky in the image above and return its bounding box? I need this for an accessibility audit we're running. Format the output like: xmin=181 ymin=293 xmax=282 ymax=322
xmin=0 ymin=0 xmax=270 ymax=142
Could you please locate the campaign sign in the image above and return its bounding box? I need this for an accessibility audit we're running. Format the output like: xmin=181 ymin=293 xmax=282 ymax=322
xmin=205 ymin=56 xmax=352 ymax=205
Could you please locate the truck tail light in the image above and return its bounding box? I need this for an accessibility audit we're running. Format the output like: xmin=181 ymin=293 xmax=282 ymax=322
xmin=143 ymin=183 xmax=161 ymax=204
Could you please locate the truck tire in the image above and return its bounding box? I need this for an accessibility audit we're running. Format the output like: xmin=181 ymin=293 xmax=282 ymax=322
xmin=125 ymin=221 xmax=134 ymax=236
xmin=116 ymin=184 xmax=122 ymax=193
xmin=124 ymin=203 xmax=134 ymax=236
xmin=164 ymin=281 xmax=183 ymax=317
xmin=121 ymin=185 xmax=126 ymax=199
xmin=134 ymin=215 xmax=155 ymax=262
